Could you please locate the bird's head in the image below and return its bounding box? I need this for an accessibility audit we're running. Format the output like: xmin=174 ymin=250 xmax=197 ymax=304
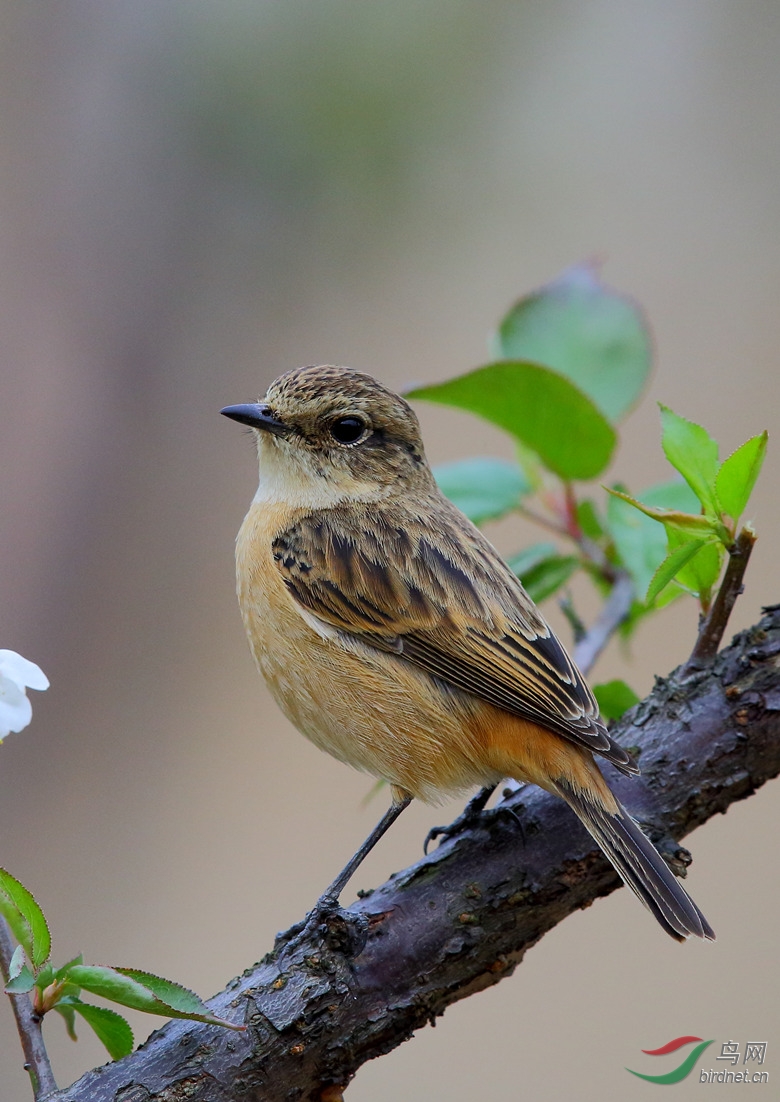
xmin=221 ymin=365 xmax=433 ymax=506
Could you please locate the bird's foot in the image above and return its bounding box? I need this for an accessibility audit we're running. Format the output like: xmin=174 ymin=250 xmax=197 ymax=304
xmin=277 ymin=894 xmax=369 ymax=960
xmin=423 ymin=785 xmax=523 ymax=855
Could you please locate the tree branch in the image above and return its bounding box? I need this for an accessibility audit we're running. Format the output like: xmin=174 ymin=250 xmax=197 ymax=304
xmin=0 ymin=918 xmax=58 ymax=1100
xmin=573 ymin=570 xmax=634 ymax=674
xmin=685 ymin=524 xmax=757 ymax=672
xmin=52 ymin=606 xmax=780 ymax=1102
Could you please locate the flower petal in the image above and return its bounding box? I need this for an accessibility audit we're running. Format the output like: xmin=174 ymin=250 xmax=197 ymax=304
xmin=0 ymin=692 xmax=33 ymax=737
xmin=0 ymin=650 xmax=49 ymax=692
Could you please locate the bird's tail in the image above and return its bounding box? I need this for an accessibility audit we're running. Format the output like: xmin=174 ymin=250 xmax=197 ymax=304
xmin=556 ymin=780 xmax=715 ymax=942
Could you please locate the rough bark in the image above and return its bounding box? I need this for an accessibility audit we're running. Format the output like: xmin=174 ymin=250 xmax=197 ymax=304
xmin=52 ymin=608 xmax=780 ymax=1102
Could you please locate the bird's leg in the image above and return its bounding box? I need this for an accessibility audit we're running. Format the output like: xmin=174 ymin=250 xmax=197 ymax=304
xmin=279 ymin=794 xmax=412 ymax=955
xmin=424 ymin=783 xmax=522 ymax=854
xmin=321 ymin=793 xmax=412 ymax=902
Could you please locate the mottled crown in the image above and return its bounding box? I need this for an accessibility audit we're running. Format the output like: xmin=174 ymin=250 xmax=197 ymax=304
xmin=266 ymin=365 xmax=423 ymax=448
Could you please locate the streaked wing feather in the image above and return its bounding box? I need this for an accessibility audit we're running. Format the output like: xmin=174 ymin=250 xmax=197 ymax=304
xmin=273 ymin=504 xmax=637 ymax=774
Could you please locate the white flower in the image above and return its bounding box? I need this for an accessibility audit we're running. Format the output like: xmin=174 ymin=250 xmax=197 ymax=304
xmin=0 ymin=650 xmax=49 ymax=741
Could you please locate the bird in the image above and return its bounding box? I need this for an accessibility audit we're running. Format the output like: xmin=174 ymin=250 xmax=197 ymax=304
xmin=221 ymin=364 xmax=714 ymax=942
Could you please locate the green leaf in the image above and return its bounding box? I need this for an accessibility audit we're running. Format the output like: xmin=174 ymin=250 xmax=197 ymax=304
xmin=606 ymin=479 xmax=699 ymax=596
xmin=604 ymin=487 xmax=717 ymax=538
xmin=54 ymin=1001 xmax=78 ymax=1042
xmin=8 ymin=943 xmax=27 ymax=981
xmin=507 ymin=546 xmax=579 ymax=603
xmin=576 ymin=498 xmax=604 ymax=541
xmin=33 ymin=963 xmax=54 ymax=989
xmin=408 ymin=362 xmax=617 ymax=480
xmin=55 ymin=954 xmax=84 ymax=982
xmin=492 ymin=263 xmax=652 ymax=421
xmin=660 ymin=405 xmax=719 ymax=513
xmin=715 ymin=431 xmax=767 ymax=521
xmin=115 ymin=968 xmax=219 ymax=1018
xmin=5 ymin=946 xmax=35 ymax=994
xmin=593 ymin=679 xmax=640 ymax=721
xmin=0 ymin=868 xmax=51 ymax=969
xmin=646 ymin=539 xmax=706 ymax=604
xmin=69 ymin=1000 xmax=134 ymax=1061
xmin=506 ymin=541 xmax=559 ymax=576
xmin=432 ymin=457 xmax=530 ymax=524
xmin=67 ymin=965 xmax=244 ymax=1031
xmin=665 ymin=527 xmax=724 ymax=601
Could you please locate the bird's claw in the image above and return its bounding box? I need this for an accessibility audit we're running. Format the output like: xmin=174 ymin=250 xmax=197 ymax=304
xmin=423 ymin=787 xmax=523 ymax=855
xmin=278 ymin=894 xmax=369 ymax=959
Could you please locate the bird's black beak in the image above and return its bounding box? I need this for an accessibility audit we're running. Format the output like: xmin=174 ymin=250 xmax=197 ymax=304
xmin=220 ymin=403 xmax=290 ymax=437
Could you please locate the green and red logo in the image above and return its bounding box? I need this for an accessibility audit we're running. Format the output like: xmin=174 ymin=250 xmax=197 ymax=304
xmin=626 ymin=1036 xmax=715 ymax=1084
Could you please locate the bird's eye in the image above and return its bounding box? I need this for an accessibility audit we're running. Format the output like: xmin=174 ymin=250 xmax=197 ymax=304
xmin=329 ymin=415 xmax=368 ymax=445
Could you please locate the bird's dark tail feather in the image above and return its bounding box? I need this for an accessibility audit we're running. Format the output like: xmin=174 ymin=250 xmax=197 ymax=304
xmin=558 ymin=783 xmax=715 ymax=942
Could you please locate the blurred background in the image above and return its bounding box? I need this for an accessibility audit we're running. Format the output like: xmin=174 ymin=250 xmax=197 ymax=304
xmin=1 ymin=2 xmax=778 ymax=1099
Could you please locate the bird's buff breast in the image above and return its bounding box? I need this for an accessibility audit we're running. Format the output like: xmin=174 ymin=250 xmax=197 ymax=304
xmin=235 ymin=502 xmax=497 ymax=802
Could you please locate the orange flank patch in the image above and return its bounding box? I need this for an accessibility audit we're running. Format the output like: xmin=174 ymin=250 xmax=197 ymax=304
xmin=470 ymin=704 xmax=618 ymax=813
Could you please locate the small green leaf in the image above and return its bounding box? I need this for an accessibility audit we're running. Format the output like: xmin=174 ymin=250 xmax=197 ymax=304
xmin=5 ymin=951 xmax=35 ymax=994
xmin=8 ymin=943 xmax=27 ymax=981
xmin=576 ymin=498 xmax=604 ymax=541
xmin=34 ymin=963 xmax=54 ymax=989
xmin=432 ymin=457 xmax=530 ymax=524
xmin=507 ymin=547 xmax=579 ymax=603
xmin=604 ymin=486 xmax=717 ymax=538
xmin=408 ymin=362 xmax=617 ymax=480
xmin=606 ymin=479 xmax=701 ymax=597
xmin=665 ymin=527 xmax=724 ymax=601
xmin=593 ymin=679 xmax=640 ymax=721
xmin=659 ymin=405 xmax=719 ymax=513
xmin=646 ymin=539 xmax=706 ymax=604
xmin=54 ymin=1001 xmax=78 ymax=1042
xmin=492 ymin=263 xmax=652 ymax=421
xmin=0 ymin=868 xmax=51 ymax=969
xmin=67 ymin=965 xmax=244 ymax=1031
xmin=55 ymin=954 xmax=84 ymax=982
xmin=715 ymin=431 xmax=767 ymax=522
xmin=69 ymin=1000 xmax=134 ymax=1060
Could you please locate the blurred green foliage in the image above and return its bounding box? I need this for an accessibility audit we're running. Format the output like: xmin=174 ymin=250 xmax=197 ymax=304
xmin=409 ymin=263 xmax=766 ymax=701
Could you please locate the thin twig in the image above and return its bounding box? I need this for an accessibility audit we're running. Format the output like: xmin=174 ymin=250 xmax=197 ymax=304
xmin=0 ymin=917 xmax=57 ymax=1100
xmin=684 ymin=524 xmax=757 ymax=673
xmin=516 ymin=503 xmax=570 ymax=538
xmin=573 ymin=570 xmax=635 ymax=675
xmin=558 ymin=592 xmax=587 ymax=643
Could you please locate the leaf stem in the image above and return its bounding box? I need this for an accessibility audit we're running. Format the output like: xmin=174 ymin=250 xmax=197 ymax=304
xmin=573 ymin=571 xmax=635 ymax=676
xmin=562 ymin=481 xmax=581 ymax=540
xmin=0 ymin=917 xmax=57 ymax=1100
xmin=684 ymin=524 xmax=757 ymax=672
xmin=516 ymin=503 xmax=570 ymax=538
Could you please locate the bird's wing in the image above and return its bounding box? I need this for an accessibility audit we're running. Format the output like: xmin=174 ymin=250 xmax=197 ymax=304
xmin=272 ymin=503 xmax=637 ymax=774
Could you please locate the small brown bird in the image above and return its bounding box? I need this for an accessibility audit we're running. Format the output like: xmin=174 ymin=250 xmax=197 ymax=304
xmin=222 ymin=365 xmax=714 ymax=941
